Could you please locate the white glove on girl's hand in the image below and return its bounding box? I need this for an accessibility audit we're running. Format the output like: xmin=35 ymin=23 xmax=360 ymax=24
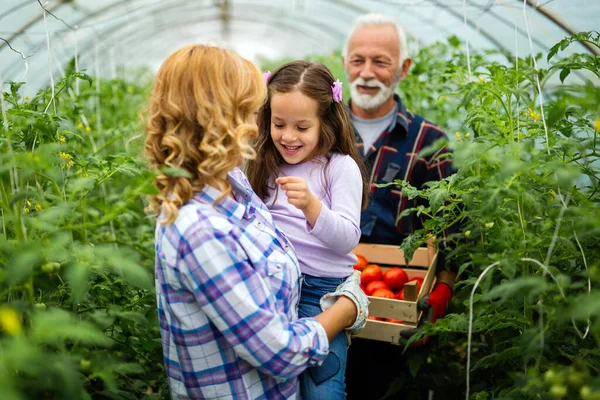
xmin=320 ymin=270 xmax=369 ymax=334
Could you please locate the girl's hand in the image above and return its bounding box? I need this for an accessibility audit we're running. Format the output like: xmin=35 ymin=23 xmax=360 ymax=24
xmin=275 ymin=176 xmax=322 ymax=227
xmin=275 ymin=176 xmax=313 ymax=210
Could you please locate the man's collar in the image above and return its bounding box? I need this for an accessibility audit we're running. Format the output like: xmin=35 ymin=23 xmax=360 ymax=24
xmin=348 ymin=94 xmax=410 ymax=134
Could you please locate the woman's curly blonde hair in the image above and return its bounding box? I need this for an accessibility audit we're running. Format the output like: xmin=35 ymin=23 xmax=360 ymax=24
xmin=143 ymin=45 xmax=266 ymax=224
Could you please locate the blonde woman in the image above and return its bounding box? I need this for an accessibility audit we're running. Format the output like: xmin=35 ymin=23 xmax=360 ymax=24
xmin=143 ymin=45 xmax=367 ymax=400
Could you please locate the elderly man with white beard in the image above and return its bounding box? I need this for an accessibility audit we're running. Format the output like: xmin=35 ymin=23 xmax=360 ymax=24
xmin=342 ymin=14 xmax=460 ymax=400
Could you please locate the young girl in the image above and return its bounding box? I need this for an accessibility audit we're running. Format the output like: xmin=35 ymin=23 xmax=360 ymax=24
xmin=246 ymin=61 xmax=369 ymax=399
xmin=144 ymin=46 xmax=367 ymax=400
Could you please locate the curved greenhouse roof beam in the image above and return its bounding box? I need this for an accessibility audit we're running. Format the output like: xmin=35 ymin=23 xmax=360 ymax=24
xmin=525 ymin=0 xmax=599 ymax=56
xmin=465 ymin=0 xmax=549 ymax=52
xmin=85 ymin=16 xmax=341 ymax=65
xmin=0 ymin=1 xmax=68 ymax=52
xmin=427 ymin=0 xmax=510 ymax=52
xmin=41 ymin=1 xmax=351 ymax=64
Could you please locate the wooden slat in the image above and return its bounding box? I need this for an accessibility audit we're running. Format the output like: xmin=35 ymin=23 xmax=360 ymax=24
xmin=403 ymin=280 xmax=418 ymax=302
xmin=418 ymin=252 xmax=438 ymax=301
xmin=353 ymin=320 xmax=418 ymax=345
xmin=353 ymin=244 xmax=431 ymax=267
xmin=367 ymin=296 xmax=418 ymax=322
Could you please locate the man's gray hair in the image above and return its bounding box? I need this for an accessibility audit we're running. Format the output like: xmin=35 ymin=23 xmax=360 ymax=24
xmin=342 ymin=13 xmax=409 ymax=66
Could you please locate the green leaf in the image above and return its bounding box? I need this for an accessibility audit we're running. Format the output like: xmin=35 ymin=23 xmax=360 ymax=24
xmin=428 ymin=186 xmax=450 ymax=214
xmin=7 ymin=248 xmax=40 ymax=284
xmin=65 ymin=262 xmax=90 ymax=303
xmin=448 ymin=35 xmax=461 ymax=48
xmin=394 ymin=180 xmax=419 ymax=200
xmin=0 ymin=385 xmax=22 ymax=400
xmin=500 ymin=259 xmax=517 ymax=279
xmin=407 ymin=350 xmax=427 ymax=377
xmin=75 ymin=72 xmax=93 ymax=87
xmin=29 ymin=309 xmax=112 ymax=346
xmin=400 ymin=233 xmax=424 ymax=263
xmin=161 ymin=166 xmax=193 ymax=178
xmin=559 ymin=68 xmax=570 ymax=83
xmin=94 ymin=245 xmax=153 ymax=289
xmin=482 ymin=276 xmax=550 ymax=303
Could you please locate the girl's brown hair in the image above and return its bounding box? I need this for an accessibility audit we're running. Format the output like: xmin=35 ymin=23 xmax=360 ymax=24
xmin=246 ymin=60 xmax=369 ymax=209
xmin=144 ymin=45 xmax=266 ymax=224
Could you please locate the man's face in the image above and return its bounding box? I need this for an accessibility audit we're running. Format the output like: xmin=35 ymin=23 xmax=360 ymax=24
xmin=344 ymin=25 xmax=405 ymax=110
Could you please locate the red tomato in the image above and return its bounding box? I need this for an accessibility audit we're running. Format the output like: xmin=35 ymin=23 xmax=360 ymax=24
xmin=371 ymin=288 xmax=396 ymax=299
xmin=394 ymin=288 xmax=404 ymax=301
xmin=353 ymin=254 xmax=369 ymax=271
xmin=360 ymin=264 xmax=383 ymax=286
xmin=364 ymin=280 xmax=390 ymax=296
xmin=383 ymin=267 xmax=409 ymax=289
xmin=386 ymin=318 xmax=404 ymax=324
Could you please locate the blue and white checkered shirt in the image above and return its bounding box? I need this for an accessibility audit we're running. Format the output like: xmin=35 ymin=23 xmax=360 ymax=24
xmin=155 ymin=168 xmax=329 ymax=399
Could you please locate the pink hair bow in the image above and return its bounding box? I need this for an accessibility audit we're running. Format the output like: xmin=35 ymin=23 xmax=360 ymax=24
xmin=262 ymin=70 xmax=271 ymax=84
xmin=332 ymin=79 xmax=343 ymax=103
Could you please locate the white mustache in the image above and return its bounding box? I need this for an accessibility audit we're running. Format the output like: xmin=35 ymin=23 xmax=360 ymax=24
xmin=351 ymin=77 xmax=387 ymax=90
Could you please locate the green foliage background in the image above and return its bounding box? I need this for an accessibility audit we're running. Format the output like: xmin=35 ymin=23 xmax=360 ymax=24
xmin=0 ymin=32 xmax=598 ymax=399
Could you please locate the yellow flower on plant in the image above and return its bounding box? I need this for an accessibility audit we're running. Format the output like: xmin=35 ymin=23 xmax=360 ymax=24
xmin=23 ymin=207 xmax=30 ymax=214
xmin=24 ymin=96 xmax=31 ymax=101
xmin=26 ymin=200 xmax=32 ymax=207
xmin=66 ymin=160 xmax=75 ymax=168
xmin=455 ymin=132 xmax=461 ymax=138
xmin=595 ymin=119 xmax=600 ymax=133
xmin=527 ymin=107 xmax=541 ymax=120
xmin=35 ymin=204 xmax=42 ymax=211
xmin=465 ymin=133 xmax=471 ymax=138
xmin=77 ymin=123 xmax=83 ymax=129
xmin=59 ymin=152 xmax=73 ymax=160
xmin=85 ymin=126 xmax=91 ymax=133
xmin=58 ymin=136 xmax=66 ymax=143
xmin=0 ymin=308 xmax=22 ymax=336
xmin=478 ymin=76 xmax=485 ymax=83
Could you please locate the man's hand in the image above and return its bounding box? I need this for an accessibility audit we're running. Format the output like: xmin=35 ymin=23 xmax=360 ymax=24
xmin=276 ymin=176 xmax=322 ymax=227
xmin=399 ymin=282 xmax=453 ymax=347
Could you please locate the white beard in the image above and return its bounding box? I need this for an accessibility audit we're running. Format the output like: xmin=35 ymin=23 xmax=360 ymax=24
xmin=349 ymin=77 xmax=396 ymax=110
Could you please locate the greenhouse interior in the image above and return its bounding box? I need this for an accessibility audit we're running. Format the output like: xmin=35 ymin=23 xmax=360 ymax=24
xmin=0 ymin=0 xmax=598 ymax=399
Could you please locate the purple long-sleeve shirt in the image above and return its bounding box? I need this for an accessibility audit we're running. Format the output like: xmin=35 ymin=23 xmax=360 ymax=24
xmin=265 ymin=153 xmax=362 ymax=278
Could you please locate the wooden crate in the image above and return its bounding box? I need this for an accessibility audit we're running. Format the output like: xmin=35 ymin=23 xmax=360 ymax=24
xmin=352 ymin=242 xmax=438 ymax=345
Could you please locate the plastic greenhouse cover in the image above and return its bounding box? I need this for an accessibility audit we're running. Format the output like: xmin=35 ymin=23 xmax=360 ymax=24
xmin=0 ymin=0 xmax=598 ymax=95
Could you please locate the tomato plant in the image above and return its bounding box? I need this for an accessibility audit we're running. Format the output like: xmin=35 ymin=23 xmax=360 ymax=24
xmin=0 ymin=68 xmax=166 ymax=399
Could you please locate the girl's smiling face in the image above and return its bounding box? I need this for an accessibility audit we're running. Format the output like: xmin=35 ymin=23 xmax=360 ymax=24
xmin=270 ymin=89 xmax=321 ymax=165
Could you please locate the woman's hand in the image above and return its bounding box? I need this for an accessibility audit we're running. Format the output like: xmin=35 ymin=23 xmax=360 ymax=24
xmin=320 ymin=270 xmax=369 ymax=333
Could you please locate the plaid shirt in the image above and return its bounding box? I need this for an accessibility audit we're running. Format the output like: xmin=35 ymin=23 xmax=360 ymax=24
xmin=353 ymin=95 xmax=456 ymax=249
xmin=155 ymin=168 xmax=329 ymax=400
